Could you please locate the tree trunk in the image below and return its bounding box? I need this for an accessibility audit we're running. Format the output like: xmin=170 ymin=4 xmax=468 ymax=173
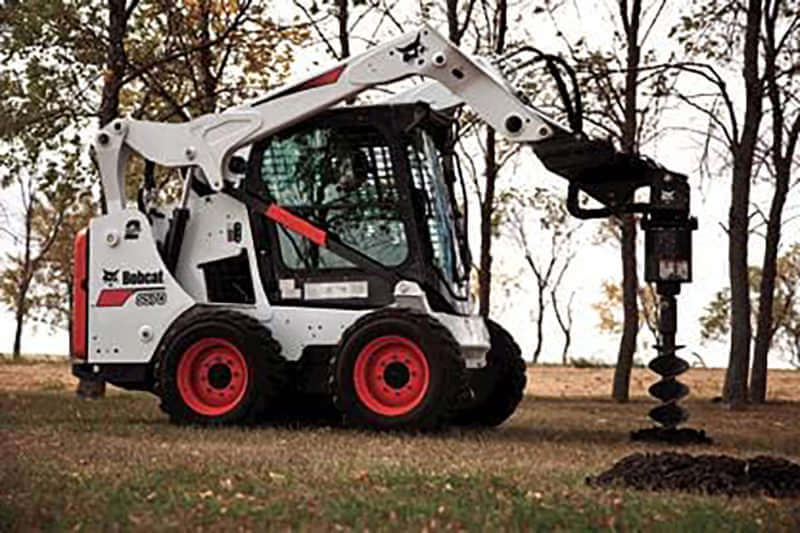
xmin=552 ymin=291 xmax=572 ymax=365
xmin=722 ymin=0 xmax=763 ymax=406
xmin=445 ymin=0 xmax=471 ymax=46
xmin=12 ymin=299 xmax=25 ymax=358
xmin=13 ymin=192 xmax=35 ymax=359
xmin=533 ymin=281 xmax=545 ymax=363
xmin=12 ymin=273 xmax=28 ymax=358
xmin=612 ymin=214 xmax=639 ymax=402
xmin=478 ymin=127 xmax=496 ymax=318
xmin=98 ymin=0 xmax=128 ymax=129
xmin=724 ymin=161 xmax=754 ymax=406
xmin=336 ymin=0 xmax=349 ymax=59
xmin=611 ymin=0 xmax=641 ymax=402
xmin=446 ymin=0 xmax=460 ymax=44
xmin=476 ymin=0 xmax=507 ymax=318
xmin=197 ymin=0 xmax=217 ymax=114
xmin=750 ymin=168 xmax=787 ymax=403
xmin=749 ymin=4 xmax=800 ymax=404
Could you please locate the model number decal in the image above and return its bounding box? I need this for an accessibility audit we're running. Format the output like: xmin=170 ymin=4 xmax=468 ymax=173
xmin=135 ymin=290 xmax=167 ymax=307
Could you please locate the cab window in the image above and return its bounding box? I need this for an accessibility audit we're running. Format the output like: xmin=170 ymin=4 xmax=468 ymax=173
xmin=256 ymin=124 xmax=408 ymax=270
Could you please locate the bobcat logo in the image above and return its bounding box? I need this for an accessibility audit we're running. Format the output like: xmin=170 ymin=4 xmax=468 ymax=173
xmin=102 ymin=269 xmax=119 ymax=284
xmin=396 ymin=33 xmax=424 ymax=63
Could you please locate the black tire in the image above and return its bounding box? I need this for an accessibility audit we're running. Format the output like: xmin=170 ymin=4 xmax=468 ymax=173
xmin=330 ymin=308 xmax=466 ymax=430
xmin=154 ymin=306 xmax=286 ymax=425
xmin=452 ymin=320 xmax=526 ymax=427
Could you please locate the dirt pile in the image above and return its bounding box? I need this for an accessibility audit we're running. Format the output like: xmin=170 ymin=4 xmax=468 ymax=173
xmin=587 ymin=452 xmax=800 ymax=498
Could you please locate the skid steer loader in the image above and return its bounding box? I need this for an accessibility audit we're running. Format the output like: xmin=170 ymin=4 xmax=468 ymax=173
xmin=71 ymin=26 xmax=697 ymax=431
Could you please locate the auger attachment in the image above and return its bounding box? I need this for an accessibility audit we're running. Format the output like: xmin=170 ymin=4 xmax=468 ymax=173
xmin=631 ymin=205 xmax=711 ymax=444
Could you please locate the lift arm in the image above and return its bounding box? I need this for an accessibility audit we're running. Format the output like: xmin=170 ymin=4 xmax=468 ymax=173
xmin=94 ymin=24 xmax=559 ymax=212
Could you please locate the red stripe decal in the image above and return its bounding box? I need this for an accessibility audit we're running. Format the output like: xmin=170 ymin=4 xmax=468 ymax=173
xmin=265 ymin=204 xmax=327 ymax=246
xmin=299 ymin=65 xmax=345 ymax=90
xmin=96 ymin=288 xmax=135 ymax=307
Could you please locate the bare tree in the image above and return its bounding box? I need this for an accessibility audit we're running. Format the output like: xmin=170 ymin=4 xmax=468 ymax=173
xmin=551 ymin=280 xmax=576 ymax=365
xmin=750 ymin=1 xmax=800 ymax=403
xmin=671 ymin=1 xmax=768 ymax=405
xmin=507 ymin=187 xmax=579 ymax=363
xmin=291 ymin=0 xmax=400 ymax=62
xmin=724 ymin=0 xmax=765 ymax=406
xmin=445 ymin=0 xmax=477 ymax=45
xmin=0 ymin=172 xmax=64 ymax=358
xmin=336 ymin=0 xmax=350 ymax=58
xmin=476 ymin=0 xmax=508 ymax=318
xmin=609 ymin=0 xmax=662 ymax=402
xmin=544 ymin=0 xmax=674 ymax=401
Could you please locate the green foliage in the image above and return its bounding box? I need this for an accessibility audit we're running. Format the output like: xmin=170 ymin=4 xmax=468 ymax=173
xmin=0 ymin=133 xmax=91 ymax=347
xmin=0 ymin=1 xmax=110 ymax=350
xmin=593 ymin=280 xmax=659 ymax=340
xmin=0 ymin=0 xmax=105 ymax=141
xmin=27 ymin=198 xmax=95 ymax=329
xmin=670 ymin=1 xmax=745 ymax=62
xmin=125 ymin=1 xmax=308 ymax=119
xmin=0 ymin=0 xmax=310 ymax=350
xmin=700 ymin=246 xmax=800 ymax=367
xmin=499 ymin=186 xmax=573 ymax=238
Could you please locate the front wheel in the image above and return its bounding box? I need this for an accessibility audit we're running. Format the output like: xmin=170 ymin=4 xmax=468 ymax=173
xmin=155 ymin=307 xmax=285 ymax=425
xmin=330 ymin=308 xmax=466 ymax=430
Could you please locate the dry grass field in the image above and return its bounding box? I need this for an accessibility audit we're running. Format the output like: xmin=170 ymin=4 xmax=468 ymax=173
xmin=1 ymin=361 xmax=799 ymax=531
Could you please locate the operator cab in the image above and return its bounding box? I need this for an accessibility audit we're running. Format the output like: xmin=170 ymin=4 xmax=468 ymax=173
xmin=244 ymin=103 xmax=471 ymax=314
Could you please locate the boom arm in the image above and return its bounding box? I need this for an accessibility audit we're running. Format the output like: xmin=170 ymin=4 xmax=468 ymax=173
xmin=95 ymin=25 xmax=559 ymax=212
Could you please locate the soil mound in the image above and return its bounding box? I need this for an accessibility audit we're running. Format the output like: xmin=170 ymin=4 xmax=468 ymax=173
xmin=587 ymin=452 xmax=800 ymax=498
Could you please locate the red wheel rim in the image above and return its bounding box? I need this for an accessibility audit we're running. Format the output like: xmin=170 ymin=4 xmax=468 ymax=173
xmin=353 ymin=336 xmax=430 ymax=416
xmin=177 ymin=338 xmax=249 ymax=416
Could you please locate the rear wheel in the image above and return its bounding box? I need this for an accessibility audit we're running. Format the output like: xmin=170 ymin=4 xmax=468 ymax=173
xmin=330 ymin=308 xmax=466 ymax=430
xmin=155 ymin=307 xmax=285 ymax=425
xmin=452 ymin=320 xmax=526 ymax=427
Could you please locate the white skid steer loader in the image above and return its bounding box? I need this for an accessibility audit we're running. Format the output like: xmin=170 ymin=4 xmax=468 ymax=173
xmin=71 ymin=26 xmax=697 ymax=431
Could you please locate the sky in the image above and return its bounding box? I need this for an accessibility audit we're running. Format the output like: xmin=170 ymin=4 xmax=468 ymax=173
xmin=2 ymin=0 xmax=798 ymax=370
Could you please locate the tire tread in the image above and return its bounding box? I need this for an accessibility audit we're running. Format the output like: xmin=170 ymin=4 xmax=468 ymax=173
xmin=329 ymin=307 xmax=467 ymax=430
xmin=154 ymin=306 xmax=285 ymax=425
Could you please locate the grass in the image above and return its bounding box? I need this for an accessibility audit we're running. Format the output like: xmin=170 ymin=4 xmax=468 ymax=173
xmin=2 ymin=363 xmax=800 ymax=531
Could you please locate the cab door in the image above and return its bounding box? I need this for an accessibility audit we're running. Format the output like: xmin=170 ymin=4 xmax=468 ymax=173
xmin=245 ymin=112 xmax=415 ymax=308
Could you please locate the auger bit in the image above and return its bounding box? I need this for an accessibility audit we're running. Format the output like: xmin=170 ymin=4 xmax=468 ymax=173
xmin=530 ymin=132 xmax=710 ymax=444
